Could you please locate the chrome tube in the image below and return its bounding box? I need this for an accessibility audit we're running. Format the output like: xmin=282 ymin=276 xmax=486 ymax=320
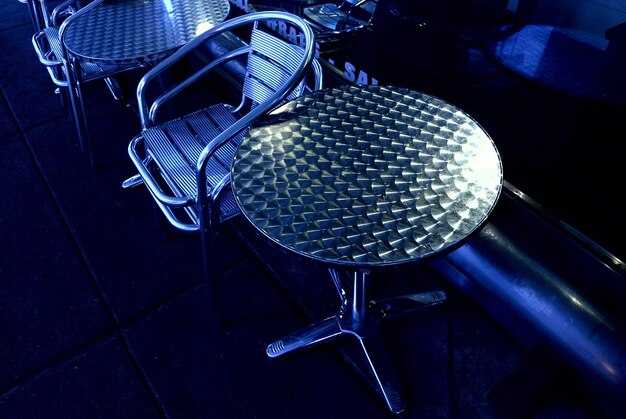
xmin=430 ymin=187 xmax=626 ymax=416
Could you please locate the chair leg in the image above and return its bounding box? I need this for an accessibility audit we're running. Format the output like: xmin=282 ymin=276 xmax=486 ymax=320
xmin=56 ymin=86 xmax=69 ymax=109
xmin=25 ymin=0 xmax=44 ymax=33
xmin=104 ymin=76 xmax=124 ymax=101
xmin=66 ymin=83 xmax=84 ymax=148
xmin=200 ymin=203 xmax=222 ymax=327
xmin=74 ymin=84 xmax=95 ymax=167
xmin=66 ymin=63 xmax=95 ymax=167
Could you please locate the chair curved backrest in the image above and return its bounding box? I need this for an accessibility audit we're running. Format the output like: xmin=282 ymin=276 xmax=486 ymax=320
xmin=132 ymin=11 xmax=319 ymax=214
xmin=138 ymin=12 xmax=318 ymax=127
xmin=242 ymin=26 xmax=310 ymax=107
xmin=194 ymin=14 xmax=318 ymax=219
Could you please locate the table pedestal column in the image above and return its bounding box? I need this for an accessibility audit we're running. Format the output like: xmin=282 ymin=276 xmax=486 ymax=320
xmin=266 ymin=269 xmax=447 ymax=414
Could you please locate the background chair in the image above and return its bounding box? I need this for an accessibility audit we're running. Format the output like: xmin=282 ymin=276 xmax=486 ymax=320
xmin=58 ymin=0 xmax=148 ymax=166
xmin=32 ymin=0 xmax=145 ymax=165
xmin=123 ymin=11 xmax=322 ymax=325
xmin=31 ymin=0 xmax=86 ymax=107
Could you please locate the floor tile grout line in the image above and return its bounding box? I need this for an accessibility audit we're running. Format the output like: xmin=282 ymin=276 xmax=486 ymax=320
xmin=0 ymin=19 xmax=30 ymax=35
xmin=0 ymin=83 xmax=170 ymax=418
xmin=0 ymin=259 xmax=235 ymax=403
xmin=446 ymin=298 xmax=460 ymax=419
xmin=0 ymin=328 xmax=118 ymax=399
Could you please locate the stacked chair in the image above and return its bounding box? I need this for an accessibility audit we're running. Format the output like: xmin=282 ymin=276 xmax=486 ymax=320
xmin=123 ymin=11 xmax=322 ymax=325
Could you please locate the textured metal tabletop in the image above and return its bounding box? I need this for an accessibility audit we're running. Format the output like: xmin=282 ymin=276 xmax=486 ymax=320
xmin=232 ymin=85 xmax=503 ymax=267
xmin=64 ymin=0 xmax=231 ymax=65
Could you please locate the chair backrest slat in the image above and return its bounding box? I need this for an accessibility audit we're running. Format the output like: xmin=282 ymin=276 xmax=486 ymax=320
xmin=247 ymin=54 xmax=295 ymax=95
xmin=250 ymin=27 xmax=305 ymax=70
xmin=243 ymin=27 xmax=307 ymax=105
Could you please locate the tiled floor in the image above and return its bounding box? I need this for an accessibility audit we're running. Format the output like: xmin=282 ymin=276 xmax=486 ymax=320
xmin=1 ymin=2 xmax=624 ymax=418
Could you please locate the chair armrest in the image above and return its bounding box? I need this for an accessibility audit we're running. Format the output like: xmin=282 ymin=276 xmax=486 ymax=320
xmin=143 ymin=45 xmax=250 ymax=127
xmin=309 ymin=58 xmax=324 ymax=92
xmin=195 ymin=83 xmax=291 ymax=200
xmin=127 ymin=137 xmax=200 ymax=232
xmin=127 ymin=136 xmax=196 ymax=208
xmin=48 ymin=0 xmax=83 ymax=26
xmin=138 ymin=11 xmax=316 ymax=129
xmin=195 ymin=12 xmax=316 ymax=196
xmin=32 ymin=29 xmax=61 ymax=66
xmin=31 ymin=28 xmax=68 ymax=87
xmin=136 ymin=24 xmax=256 ymax=129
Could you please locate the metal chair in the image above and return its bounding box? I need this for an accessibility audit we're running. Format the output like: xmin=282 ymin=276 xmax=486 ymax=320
xmin=31 ymin=0 xmax=85 ymax=106
xmin=123 ymin=11 xmax=322 ymax=324
xmin=32 ymin=0 xmax=144 ymax=165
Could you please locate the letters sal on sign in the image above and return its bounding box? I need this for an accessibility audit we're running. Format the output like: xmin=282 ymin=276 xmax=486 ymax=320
xmin=344 ymin=61 xmax=378 ymax=85
xmin=264 ymin=20 xmax=321 ymax=58
xmin=328 ymin=58 xmax=378 ymax=85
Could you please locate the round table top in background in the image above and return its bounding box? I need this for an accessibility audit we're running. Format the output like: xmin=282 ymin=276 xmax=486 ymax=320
xmin=64 ymin=0 xmax=231 ymax=65
xmin=232 ymin=84 xmax=503 ymax=267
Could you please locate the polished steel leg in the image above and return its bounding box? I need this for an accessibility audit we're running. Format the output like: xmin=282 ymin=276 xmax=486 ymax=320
xmin=266 ymin=316 xmax=342 ymax=357
xmin=358 ymin=334 xmax=405 ymax=414
xmin=342 ymin=270 xmax=405 ymax=414
xmin=328 ymin=267 xmax=347 ymax=303
xmin=65 ymin=59 xmax=93 ymax=165
xmin=266 ymin=268 xmax=447 ymax=414
xmin=372 ymin=290 xmax=447 ymax=320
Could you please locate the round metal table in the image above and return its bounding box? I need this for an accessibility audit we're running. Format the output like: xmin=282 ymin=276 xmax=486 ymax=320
xmin=63 ymin=0 xmax=231 ymax=65
xmin=231 ymin=84 xmax=503 ymax=413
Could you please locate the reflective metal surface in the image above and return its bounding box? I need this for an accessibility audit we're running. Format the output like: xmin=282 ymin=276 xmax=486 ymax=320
xmin=232 ymin=84 xmax=503 ymax=266
xmin=263 ymin=269 xmax=448 ymax=414
xmin=63 ymin=0 xmax=231 ymax=64
xmin=431 ymin=185 xmax=626 ymax=416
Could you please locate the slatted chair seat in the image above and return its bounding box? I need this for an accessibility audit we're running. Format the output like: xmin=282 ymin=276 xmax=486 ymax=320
xmin=142 ymin=104 xmax=242 ymax=223
xmin=32 ymin=26 xmax=67 ymax=87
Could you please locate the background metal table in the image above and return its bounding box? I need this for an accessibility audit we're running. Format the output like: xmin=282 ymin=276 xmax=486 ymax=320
xmin=63 ymin=0 xmax=231 ymax=65
xmin=231 ymin=84 xmax=503 ymax=414
xmin=488 ymin=24 xmax=626 ymax=105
